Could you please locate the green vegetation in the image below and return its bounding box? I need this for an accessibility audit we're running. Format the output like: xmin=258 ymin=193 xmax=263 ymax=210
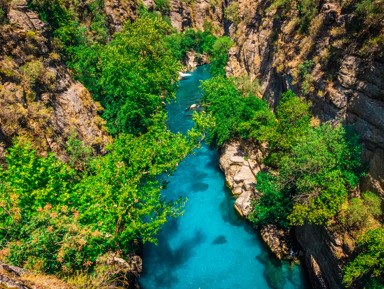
xmin=0 ymin=2 xmax=221 ymax=283
xmin=0 ymin=114 xmax=209 ymax=275
xmin=251 ymin=123 xmax=363 ymax=228
xmin=28 ymin=0 xmax=108 ymax=52
xmin=224 ymin=2 xmax=240 ymax=27
xmin=260 ymin=90 xmax=312 ymax=167
xmin=164 ymin=28 xmax=217 ymax=60
xmin=69 ymin=17 xmax=180 ymax=136
xmin=154 ymin=0 xmax=170 ymax=12
xmin=267 ymin=0 xmax=319 ymax=33
xmin=343 ymin=227 xmax=384 ymax=288
xmin=209 ymin=36 xmax=234 ymax=76
xmin=201 ymin=79 xmax=364 ymax=228
xmin=201 ymin=76 xmax=274 ymax=146
xmin=0 ymin=0 xmax=10 ymax=24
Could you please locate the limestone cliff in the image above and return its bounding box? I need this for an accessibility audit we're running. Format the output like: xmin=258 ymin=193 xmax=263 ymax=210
xmin=169 ymin=0 xmax=226 ymax=36
xmin=225 ymin=0 xmax=384 ymax=198
xmin=170 ymin=1 xmax=384 ymax=288
xmin=0 ymin=1 xmax=111 ymax=160
xmin=222 ymin=3 xmax=384 ymax=286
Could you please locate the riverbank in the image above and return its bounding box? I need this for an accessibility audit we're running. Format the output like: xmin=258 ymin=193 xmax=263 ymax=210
xmin=139 ymin=65 xmax=308 ymax=289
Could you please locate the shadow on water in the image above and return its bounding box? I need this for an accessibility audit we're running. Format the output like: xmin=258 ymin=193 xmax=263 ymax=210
xmin=142 ymin=229 xmax=206 ymax=287
xmin=219 ymin=184 xmax=243 ymax=227
xmin=212 ymin=235 xmax=227 ymax=245
xmin=257 ymin=250 xmax=286 ymax=289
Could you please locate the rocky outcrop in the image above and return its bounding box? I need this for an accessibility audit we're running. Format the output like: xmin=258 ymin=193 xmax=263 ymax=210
xmin=97 ymin=253 xmax=143 ymax=289
xmin=260 ymin=225 xmax=291 ymax=261
xmin=105 ymin=0 xmax=138 ymax=33
xmin=0 ymin=262 xmax=72 ymax=289
xmin=295 ymin=224 xmax=353 ymax=289
xmin=169 ymin=0 xmax=225 ymax=35
xmin=218 ymin=139 xmax=265 ymax=217
xmin=183 ymin=50 xmax=211 ymax=71
xmin=0 ymin=1 xmax=111 ymax=160
xmin=225 ymin=0 xmax=384 ymax=197
xmin=223 ymin=4 xmax=384 ymax=286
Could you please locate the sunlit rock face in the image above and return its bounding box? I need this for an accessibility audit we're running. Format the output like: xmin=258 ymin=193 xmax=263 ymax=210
xmin=224 ymin=0 xmax=384 ymax=197
xmin=169 ymin=0 xmax=225 ymax=36
xmin=0 ymin=1 xmax=111 ymax=160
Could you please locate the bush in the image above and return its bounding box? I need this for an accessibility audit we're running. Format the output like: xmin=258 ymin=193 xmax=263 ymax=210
xmin=69 ymin=17 xmax=180 ymax=135
xmin=154 ymin=0 xmax=170 ymax=12
xmin=209 ymin=36 xmax=234 ymax=76
xmin=249 ymin=172 xmax=292 ymax=228
xmin=0 ymin=120 xmax=204 ymax=275
xmin=201 ymin=76 xmax=274 ymax=146
xmin=251 ymin=123 xmax=363 ymax=227
xmin=259 ymin=90 xmax=311 ymax=167
xmin=341 ymin=191 xmax=382 ymax=229
xmin=224 ymin=2 xmax=240 ymax=27
xmin=343 ymin=227 xmax=384 ymax=288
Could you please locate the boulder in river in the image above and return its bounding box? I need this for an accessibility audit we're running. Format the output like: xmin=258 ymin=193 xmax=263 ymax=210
xmin=219 ymin=139 xmax=265 ymax=217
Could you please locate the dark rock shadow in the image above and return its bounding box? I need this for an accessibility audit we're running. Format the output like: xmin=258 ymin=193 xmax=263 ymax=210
xmin=256 ymin=250 xmax=285 ymax=289
xmin=140 ymin=230 xmax=206 ymax=288
xmin=212 ymin=235 xmax=227 ymax=245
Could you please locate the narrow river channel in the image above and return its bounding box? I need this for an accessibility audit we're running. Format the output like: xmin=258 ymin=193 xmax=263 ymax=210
xmin=139 ymin=65 xmax=309 ymax=289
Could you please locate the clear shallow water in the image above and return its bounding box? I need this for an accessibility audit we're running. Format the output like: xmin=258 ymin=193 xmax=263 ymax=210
xmin=139 ymin=65 xmax=309 ymax=289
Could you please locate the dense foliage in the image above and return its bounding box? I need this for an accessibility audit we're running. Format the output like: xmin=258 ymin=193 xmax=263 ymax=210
xmin=200 ymin=76 xmax=274 ymax=146
xmin=69 ymin=17 xmax=180 ymax=136
xmin=164 ymin=28 xmax=217 ymax=60
xmin=209 ymin=36 xmax=234 ymax=76
xmin=343 ymin=227 xmax=384 ymax=288
xmin=250 ymin=123 xmax=363 ymax=228
xmin=260 ymin=90 xmax=312 ymax=167
xmin=0 ymin=114 xmax=209 ymax=274
xmin=203 ymin=79 xmax=364 ymax=228
xmin=28 ymin=0 xmax=108 ymax=52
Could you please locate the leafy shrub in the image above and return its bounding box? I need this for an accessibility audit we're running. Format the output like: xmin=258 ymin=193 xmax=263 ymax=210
xmin=201 ymin=76 xmax=274 ymax=146
xmin=343 ymin=227 xmax=384 ymax=288
xmin=251 ymin=123 xmax=363 ymax=228
xmin=267 ymin=0 xmax=321 ymax=33
xmin=249 ymin=172 xmax=292 ymax=228
xmin=69 ymin=17 xmax=180 ymax=135
xmin=260 ymin=90 xmax=311 ymax=167
xmin=224 ymin=2 xmax=240 ymax=27
xmin=29 ymin=0 xmax=108 ymax=51
xmin=164 ymin=29 xmax=217 ymax=60
xmin=298 ymin=60 xmax=315 ymax=94
xmin=209 ymin=36 xmax=234 ymax=76
xmin=341 ymin=191 xmax=382 ymax=229
xmin=355 ymin=0 xmax=384 ymax=29
xmin=154 ymin=0 xmax=170 ymax=12
xmin=0 ymin=118 xmax=205 ymax=275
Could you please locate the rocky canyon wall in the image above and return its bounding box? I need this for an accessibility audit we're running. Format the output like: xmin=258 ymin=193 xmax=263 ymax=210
xmin=0 ymin=0 xmax=112 ymax=160
xmin=170 ymin=1 xmax=384 ymax=289
xmin=224 ymin=0 xmax=384 ymax=198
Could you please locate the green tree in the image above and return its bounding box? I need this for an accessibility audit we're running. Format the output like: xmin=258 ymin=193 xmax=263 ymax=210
xmin=282 ymin=124 xmax=362 ymax=225
xmin=70 ymin=17 xmax=181 ymax=135
xmin=260 ymin=90 xmax=311 ymax=167
xmin=209 ymin=36 xmax=234 ymax=76
xmin=249 ymin=172 xmax=292 ymax=228
xmin=201 ymin=76 xmax=274 ymax=146
xmin=0 ymin=114 xmax=208 ymax=275
xmin=343 ymin=227 xmax=384 ymax=288
xmin=251 ymin=124 xmax=363 ymax=228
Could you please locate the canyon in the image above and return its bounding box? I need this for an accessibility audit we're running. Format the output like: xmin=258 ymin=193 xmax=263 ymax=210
xmin=0 ymin=0 xmax=382 ymax=288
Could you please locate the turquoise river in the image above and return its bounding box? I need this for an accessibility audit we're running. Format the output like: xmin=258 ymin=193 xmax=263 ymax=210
xmin=139 ymin=65 xmax=309 ymax=289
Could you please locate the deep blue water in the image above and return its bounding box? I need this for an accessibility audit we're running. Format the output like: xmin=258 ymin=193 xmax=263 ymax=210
xmin=139 ymin=65 xmax=309 ymax=289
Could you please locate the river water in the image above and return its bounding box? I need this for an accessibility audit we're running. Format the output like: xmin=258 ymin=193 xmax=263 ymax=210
xmin=139 ymin=65 xmax=309 ymax=289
